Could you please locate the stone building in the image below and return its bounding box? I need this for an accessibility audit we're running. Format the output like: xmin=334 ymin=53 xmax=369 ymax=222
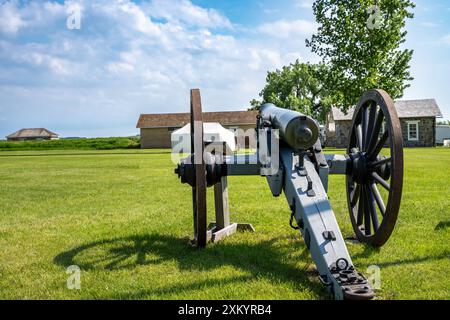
xmin=136 ymin=111 xmax=258 ymax=149
xmin=325 ymin=99 xmax=443 ymax=148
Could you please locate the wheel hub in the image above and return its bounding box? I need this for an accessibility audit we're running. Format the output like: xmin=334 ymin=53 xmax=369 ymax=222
xmin=350 ymin=151 xmax=370 ymax=184
xmin=175 ymin=153 xmax=226 ymax=187
xmin=349 ymin=151 xmax=392 ymax=184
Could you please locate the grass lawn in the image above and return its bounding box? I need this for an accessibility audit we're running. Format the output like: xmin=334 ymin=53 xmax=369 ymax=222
xmin=0 ymin=148 xmax=449 ymax=300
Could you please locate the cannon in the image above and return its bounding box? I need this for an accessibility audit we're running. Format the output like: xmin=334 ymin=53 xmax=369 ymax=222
xmin=174 ymin=88 xmax=403 ymax=300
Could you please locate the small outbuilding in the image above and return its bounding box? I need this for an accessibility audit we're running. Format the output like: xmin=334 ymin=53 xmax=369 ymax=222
xmin=6 ymin=128 xmax=59 ymax=141
xmin=325 ymin=99 xmax=443 ymax=148
xmin=436 ymin=125 xmax=450 ymax=145
xmin=171 ymin=122 xmax=237 ymax=154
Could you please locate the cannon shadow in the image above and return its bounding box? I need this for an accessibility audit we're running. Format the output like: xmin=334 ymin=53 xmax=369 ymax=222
xmin=350 ymin=241 xmax=449 ymax=269
xmin=435 ymin=220 xmax=450 ymax=231
xmin=54 ymin=233 xmax=327 ymax=299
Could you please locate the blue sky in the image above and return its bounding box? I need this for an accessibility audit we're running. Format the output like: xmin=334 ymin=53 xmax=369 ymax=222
xmin=0 ymin=0 xmax=449 ymax=138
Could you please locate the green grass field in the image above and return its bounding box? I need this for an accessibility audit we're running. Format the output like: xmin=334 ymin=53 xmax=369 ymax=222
xmin=0 ymin=148 xmax=449 ymax=300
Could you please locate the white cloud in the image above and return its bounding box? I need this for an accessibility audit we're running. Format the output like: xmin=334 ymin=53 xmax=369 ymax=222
xmin=249 ymin=49 xmax=282 ymax=71
xmin=0 ymin=0 xmax=316 ymax=137
xmin=295 ymin=0 xmax=314 ymax=10
xmin=441 ymin=34 xmax=450 ymax=45
xmin=107 ymin=62 xmax=135 ymax=74
xmin=145 ymin=0 xmax=232 ymax=29
xmin=420 ymin=22 xmax=438 ymax=28
xmin=95 ymin=1 xmax=161 ymax=36
xmin=0 ymin=1 xmax=80 ymax=35
xmin=0 ymin=1 xmax=25 ymax=34
xmin=258 ymin=19 xmax=317 ymax=39
xmin=0 ymin=40 xmax=72 ymax=75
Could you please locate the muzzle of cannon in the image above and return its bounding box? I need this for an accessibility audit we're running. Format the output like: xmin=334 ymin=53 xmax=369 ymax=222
xmin=259 ymin=103 xmax=319 ymax=150
xmin=174 ymin=88 xmax=404 ymax=300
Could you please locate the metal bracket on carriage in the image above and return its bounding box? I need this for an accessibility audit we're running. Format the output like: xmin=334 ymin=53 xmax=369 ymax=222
xmin=334 ymin=269 xmax=375 ymax=300
xmin=294 ymin=151 xmax=309 ymax=177
xmin=321 ymin=258 xmax=375 ymax=300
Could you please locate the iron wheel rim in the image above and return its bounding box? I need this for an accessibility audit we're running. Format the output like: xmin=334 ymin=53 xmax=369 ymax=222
xmin=346 ymin=89 xmax=404 ymax=247
xmin=190 ymin=89 xmax=208 ymax=248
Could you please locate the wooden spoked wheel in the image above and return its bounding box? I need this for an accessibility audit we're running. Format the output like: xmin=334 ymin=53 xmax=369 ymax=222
xmin=190 ymin=89 xmax=208 ymax=248
xmin=346 ymin=89 xmax=404 ymax=247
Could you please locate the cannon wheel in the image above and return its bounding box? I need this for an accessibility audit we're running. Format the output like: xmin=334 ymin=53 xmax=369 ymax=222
xmin=346 ymin=89 xmax=404 ymax=247
xmin=190 ymin=89 xmax=208 ymax=248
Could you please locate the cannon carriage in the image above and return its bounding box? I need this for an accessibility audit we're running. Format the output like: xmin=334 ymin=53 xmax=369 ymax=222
xmin=174 ymin=88 xmax=403 ymax=300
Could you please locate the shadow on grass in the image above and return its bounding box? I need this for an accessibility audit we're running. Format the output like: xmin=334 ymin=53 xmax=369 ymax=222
xmin=352 ymin=243 xmax=381 ymax=258
xmin=54 ymin=233 xmax=327 ymax=299
xmin=435 ymin=221 xmax=450 ymax=231
xmin=112 ymin=275 xmax=258 ymax=300
xmin=372 ymin=251 xmax=450 ymax=268
xmin=352 ymin=243 xmax=450 ymax=269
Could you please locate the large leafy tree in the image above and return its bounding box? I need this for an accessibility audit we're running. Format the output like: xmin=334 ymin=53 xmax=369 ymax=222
xmin=306 ymin=0 xmax=415 ymax=112
xmin=250 ymin=61 xmax=333 ymax=123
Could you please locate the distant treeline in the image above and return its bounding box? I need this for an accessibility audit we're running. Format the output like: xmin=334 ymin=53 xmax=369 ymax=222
xmin=0 ymin=137 xmax=140 ymax=151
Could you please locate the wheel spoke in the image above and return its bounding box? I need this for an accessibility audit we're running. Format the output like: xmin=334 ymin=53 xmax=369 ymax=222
xmin=366 ymin=102 xmax=377 ymax=148
xmin=367 ymin=109 xmax=384 ymax=154
xmin=366 ymin=184 xmax=380 ymax=231
xmin=363 ymin=186 xmax=371 ymax=235
xmin=368 ymin=131 xmax=388 ymax=159
xmin=357 ymin=187 xmax=364 ymax=226
xmin=355 ymin=124 xmax=363 ymax=151
xmin=370 ymin=182 xmax=386 ymax=216
xmin=361 ymin=105 xmax=369 ymax=151
xmin=371 ymin=172 xmax=390 ymax=191
xmin=351 ymin=184 xmax=361 ymax=207
xmin=369 ymin=157 xmax=392 ymax=168
xmin=192 ymin=187 xmax=197 ymax=232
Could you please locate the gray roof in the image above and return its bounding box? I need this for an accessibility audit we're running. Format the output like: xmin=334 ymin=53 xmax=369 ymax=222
xmin=332 ymin=99 xmax=443 ymax=121
xmin=7 ymin=128 xmax=59 ymax=139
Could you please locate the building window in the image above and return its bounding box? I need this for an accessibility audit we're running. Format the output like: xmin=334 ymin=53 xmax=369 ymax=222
xmin=407 ymin=121 xmax=419 ymax=141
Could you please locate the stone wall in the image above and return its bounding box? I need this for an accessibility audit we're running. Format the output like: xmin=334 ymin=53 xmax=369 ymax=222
xmin=326 ymin=117 xmax=436 ymax=148
xmin=324 ymin=120 xmax=352 ymax=149
xmin=401 ymin=117 xmax=436 ymax=147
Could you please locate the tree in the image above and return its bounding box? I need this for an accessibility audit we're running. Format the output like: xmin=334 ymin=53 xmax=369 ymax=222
xmin=306 ymin=0 xmax=415 ymax=112
xmin=250 ymin=61 xmax=333 ymax=123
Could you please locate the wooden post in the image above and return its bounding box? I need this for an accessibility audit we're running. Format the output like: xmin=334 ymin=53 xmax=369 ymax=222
xmin=209 ymin=141 xmax=255 ymax=243
xmin=214 ymin=176 xmax=230 ymax=230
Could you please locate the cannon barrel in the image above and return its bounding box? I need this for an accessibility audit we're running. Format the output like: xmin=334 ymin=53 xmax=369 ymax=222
xmin=259 ymin=103 xmax=319 ymax=150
